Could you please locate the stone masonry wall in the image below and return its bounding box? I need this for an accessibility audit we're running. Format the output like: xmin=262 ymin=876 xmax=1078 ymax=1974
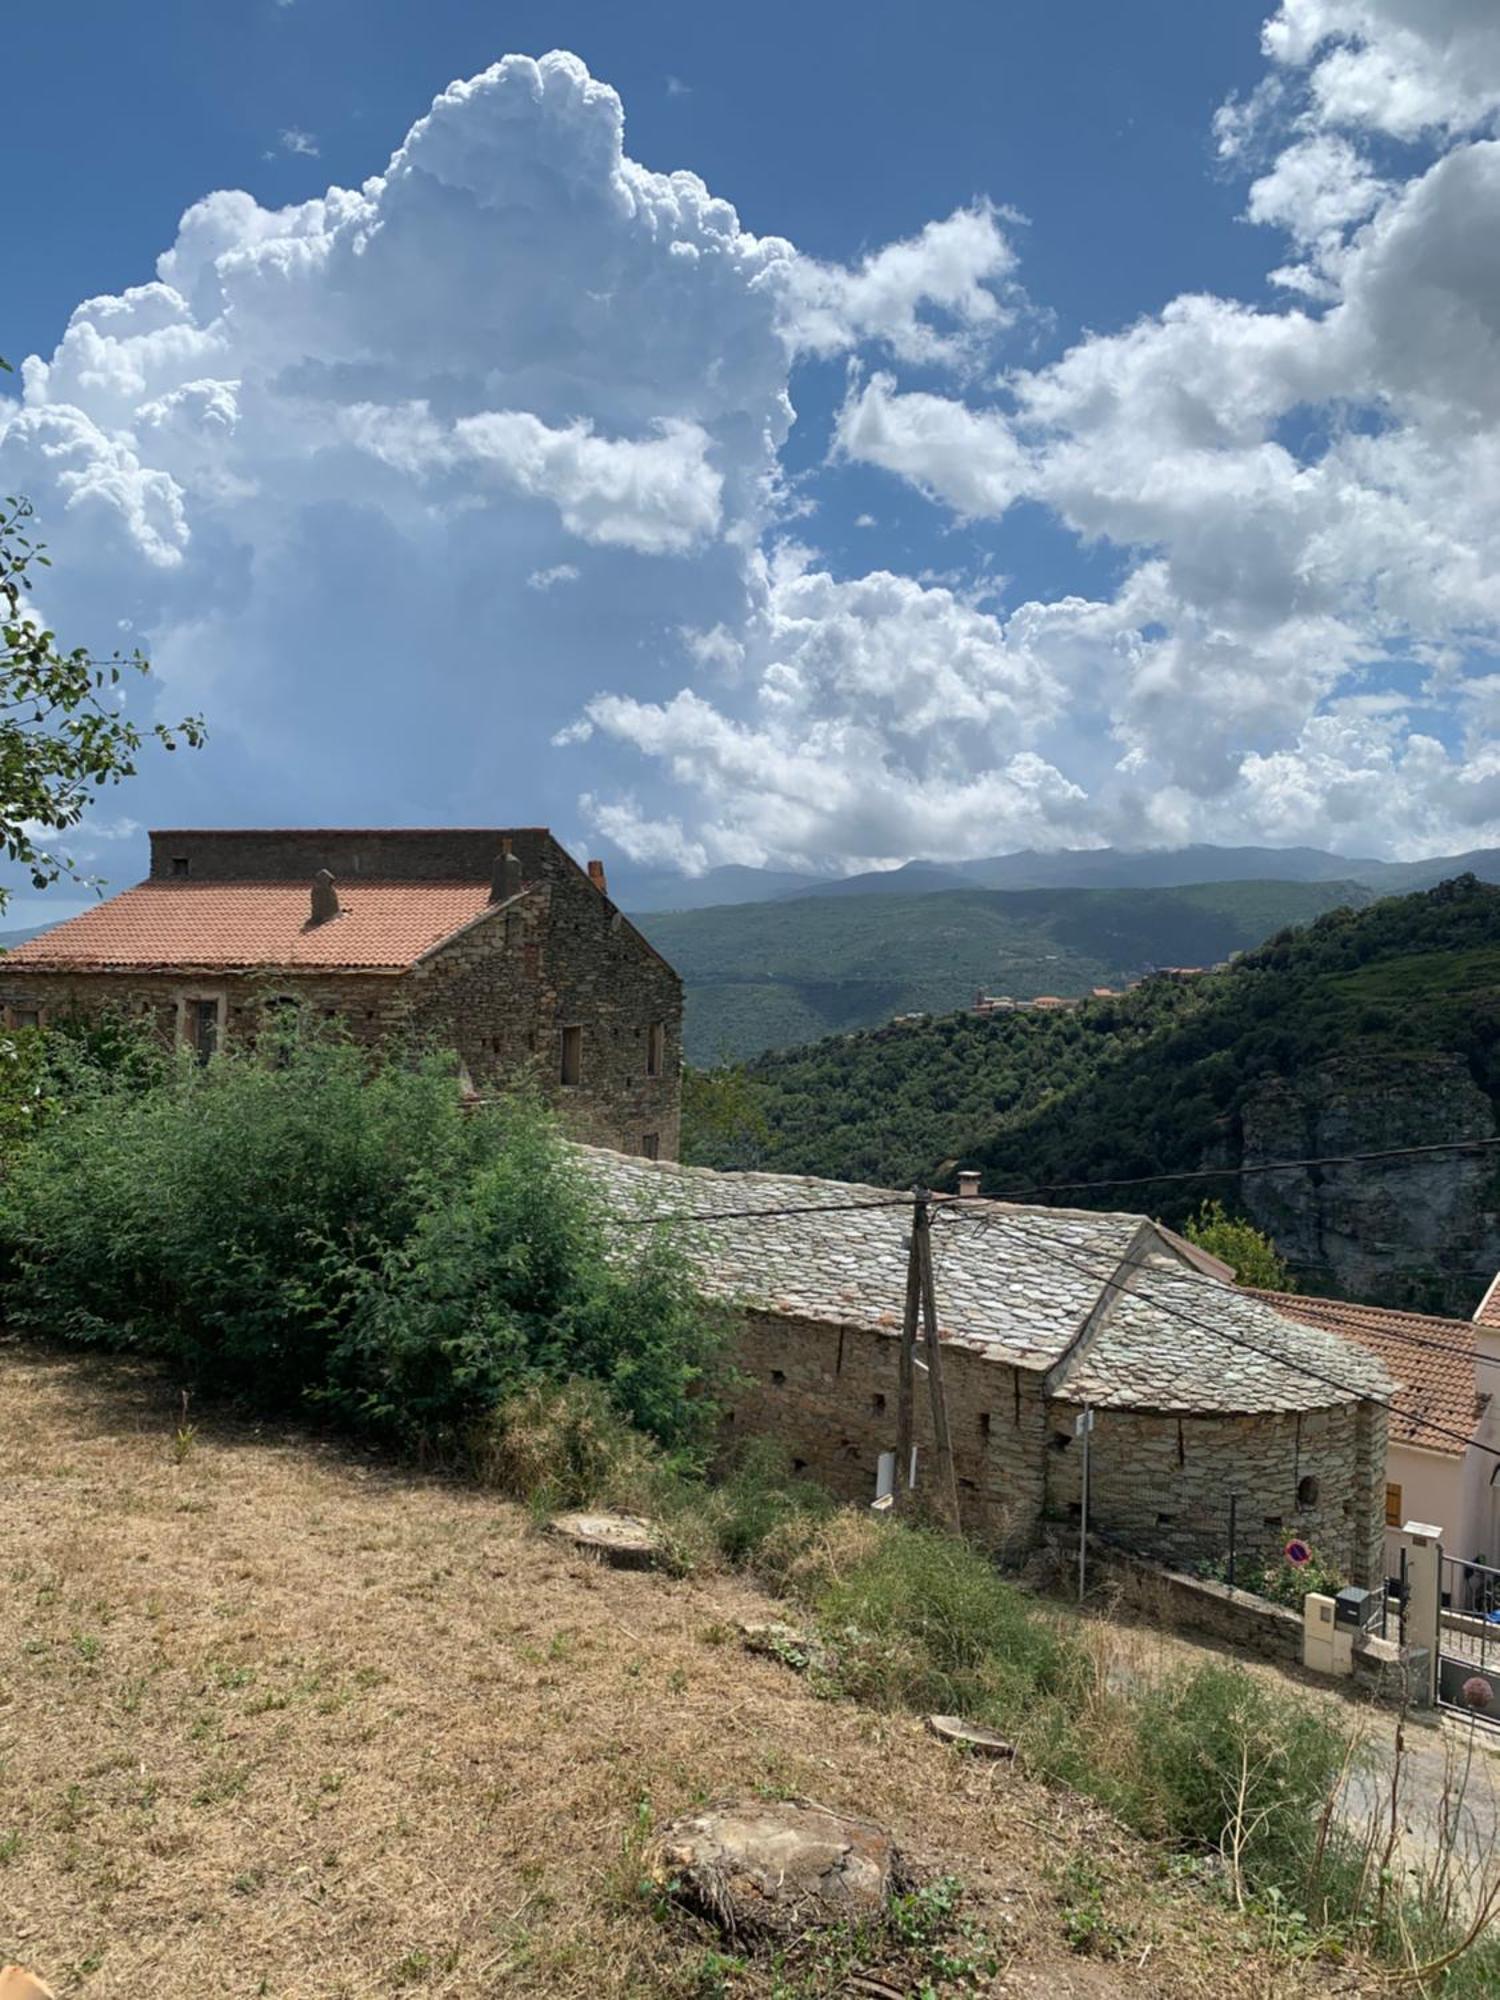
xmin=411 ymin=872 xmax=682 ymax=1157
xmin=1042 ymin=1399 xmax=1388 ymax=1587
xmin=723 ymin=1310 xmax=1049 ymax=1558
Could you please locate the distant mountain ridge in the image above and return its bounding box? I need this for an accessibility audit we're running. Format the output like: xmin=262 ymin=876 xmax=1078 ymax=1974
xmin=635 ymin=877 xmax=1371 ymax=1062
xmin=615 ymin=842 xmax=1500 ymax=912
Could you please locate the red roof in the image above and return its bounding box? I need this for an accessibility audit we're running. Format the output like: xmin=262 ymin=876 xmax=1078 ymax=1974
xmin=4 ymin=881 xmax=501 ymax=972
xmin=1475 ymin=1274 xmax=1500 ymax=1329
xmin=1248 ymin=1288 xmax=1482 ymax=1456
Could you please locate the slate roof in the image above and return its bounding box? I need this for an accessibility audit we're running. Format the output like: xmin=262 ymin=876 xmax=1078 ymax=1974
xmin=3 ymin=881 xmax=503 ymax=973
xmin=577 ymin=1150 xmax=1394 ymax=1415
xmin=1248 ymin=1289 xmax=1482 ymax=1455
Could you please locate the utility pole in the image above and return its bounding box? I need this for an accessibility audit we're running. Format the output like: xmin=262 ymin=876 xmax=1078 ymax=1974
xmin=914 ymin=1190 xmax=962 ymax=1531
xmin=894 ymin=1200 xmax=921 ymax=1511
xmin=1077 ymin=1405 xmax=1095 ymax=1601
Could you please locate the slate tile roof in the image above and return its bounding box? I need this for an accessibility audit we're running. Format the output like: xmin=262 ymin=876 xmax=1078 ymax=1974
xmin=1248 ymin=1289 xmax=1482 ymax=1455
xmin=577 ymin=1150 xmax=1394 ymax=1414
xmin=3 ymin=881 xmax=499 ymax=972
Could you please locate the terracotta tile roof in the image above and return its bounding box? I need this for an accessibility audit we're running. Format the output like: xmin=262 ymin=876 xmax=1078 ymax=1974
xmin=575 ymin=1149 xmax=1394 ymax=1414
xmin=1475 ymin=1274 xmax=1500 ymax=1329
xmin=1246 ymin=1289 xmax=1481 ymax=1456
xmin=3 ymin=881 xmax=501 ymax=972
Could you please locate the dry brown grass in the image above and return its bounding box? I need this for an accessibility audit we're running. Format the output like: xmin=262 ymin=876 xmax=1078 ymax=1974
xmin=0 ymin=1341 xmax=1375 ymax=1998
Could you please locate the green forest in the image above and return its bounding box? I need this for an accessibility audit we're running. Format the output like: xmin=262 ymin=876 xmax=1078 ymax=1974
xmin=637 ymin=876 xmax=1368 ymax=1062
xmin=703 ymin=879 xmax=1500 ymax=1243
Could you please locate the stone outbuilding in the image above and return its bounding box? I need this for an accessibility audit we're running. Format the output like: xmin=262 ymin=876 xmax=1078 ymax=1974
xmin=0 ymin=828 xmax=682 ymax=1160
xmin=581 ymin=1151 xmax=1394 ymax=1585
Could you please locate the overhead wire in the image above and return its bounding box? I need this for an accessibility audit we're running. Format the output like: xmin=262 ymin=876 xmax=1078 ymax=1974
xmin=983 ymin=1135 xmax=1500 ymax=1203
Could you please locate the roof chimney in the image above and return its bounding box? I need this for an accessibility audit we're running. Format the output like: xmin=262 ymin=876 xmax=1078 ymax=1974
xmin=309 ymin=869 xmax=340 ymax=925
xmin=957 ymin=1169 xmax=981 ymax=1199
xmin=587 ymin=858 xmax=608 ymax=896
xmin=490 ymin=839 xmax=524 ymax=904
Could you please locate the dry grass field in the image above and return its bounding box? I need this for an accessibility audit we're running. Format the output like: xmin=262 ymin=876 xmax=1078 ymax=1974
xmin=0 ymin=1340 xmax=1378 ymax=1998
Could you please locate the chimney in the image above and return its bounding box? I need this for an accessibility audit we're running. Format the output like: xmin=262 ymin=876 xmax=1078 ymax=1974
xmin=490 ymin=839 xmax=524 ymax=904
xmin=587 ymin=858 xmax=608 ymax=896
xmin=309 ymin=869 xmax=340 ymax=925
xmin=957 ymin=1169 xmax=981 ymax=1199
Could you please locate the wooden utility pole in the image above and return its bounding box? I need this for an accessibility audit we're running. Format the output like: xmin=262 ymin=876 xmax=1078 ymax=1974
xmin=894 ymin=1201 xmax=921 ymax=1511
xmin=914 ymin=1191 xmax=962 ymax=1531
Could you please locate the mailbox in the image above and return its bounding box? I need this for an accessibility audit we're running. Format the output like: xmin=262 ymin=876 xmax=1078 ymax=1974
xmin=1334 ymin=1585 xmax=1375 ymax=1630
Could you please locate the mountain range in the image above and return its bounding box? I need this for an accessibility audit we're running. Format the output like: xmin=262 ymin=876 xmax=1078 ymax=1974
xmin=615 ymin=843 xmax=1500 ymax=912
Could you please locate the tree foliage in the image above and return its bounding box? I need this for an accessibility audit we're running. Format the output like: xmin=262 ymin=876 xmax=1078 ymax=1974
xmin=1 ymin=426 xmax=204 ymax=913
xmin=0 ymin=1025 xmax=724 ymax=1456
xmin=1183 ymin=1199 xmax=1295 ymax=1291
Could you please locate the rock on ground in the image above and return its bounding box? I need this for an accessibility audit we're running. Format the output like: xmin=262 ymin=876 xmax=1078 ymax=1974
xmin=646 ymin=1797 xmax=902 ymax=1938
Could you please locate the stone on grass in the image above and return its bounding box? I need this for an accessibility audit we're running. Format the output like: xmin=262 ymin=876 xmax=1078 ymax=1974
xmin=739 ymin=1620 xmax=838 ymax=1677
xmin=646 ymin=1797 xmax=901 ymax=1939
xmin=546 ymin=1510 xmax=663 ymax=1569
xmin=926 ymin=1714 xmax=1017 ymax=1759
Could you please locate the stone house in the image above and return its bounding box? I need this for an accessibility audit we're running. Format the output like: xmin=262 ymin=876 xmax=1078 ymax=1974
xmin=1253 ymin=1283 xmax=1500 ymax=1573
xmin=581 ymin=1150 xmax=1395 ymax=1585
xmin=0 ymin=828 xmax=682 ymax=1160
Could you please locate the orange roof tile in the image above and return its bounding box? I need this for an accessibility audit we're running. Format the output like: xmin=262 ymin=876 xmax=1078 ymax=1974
xmin=1248 ymin=1288 xmax=1482 ymax=1456
xmin=4 ymin=881 xmax=501 ymax=972
xmin=1475 ymin=1273 xmax=1500 ymax=1329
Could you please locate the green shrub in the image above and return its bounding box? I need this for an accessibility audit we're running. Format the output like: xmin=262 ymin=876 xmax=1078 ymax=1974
xmin=0 ymin=1031 xmax=724 ymax=1456
xmin=1129 ymin=1664 xmax=1345 ymax=1889
xmin=808 ymin=1522 xmax=1089 ymax=1732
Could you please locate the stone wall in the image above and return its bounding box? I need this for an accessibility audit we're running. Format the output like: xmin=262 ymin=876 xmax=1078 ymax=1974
xmin=146 ymin=827 xmax=561 ymax=883
xmin=723 ymin=1311 xmax=1049 ymax=1559
xmin=1042 ymin=1399 xmax=1388 ymax=1587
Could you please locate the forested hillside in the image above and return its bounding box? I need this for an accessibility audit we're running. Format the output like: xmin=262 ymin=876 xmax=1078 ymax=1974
xmin=720 ymin=878 xmax=1500 ymax=1311
xmin=638 ymin=878 xmax=1367 ymax=1062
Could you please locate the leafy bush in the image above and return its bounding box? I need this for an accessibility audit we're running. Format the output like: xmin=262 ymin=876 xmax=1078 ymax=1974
xmin=806 ymin=1521 xmax=1089 ymax=1731
xmin=1128 ymin=1665 xmax=1345 ymax=1888
xmin=0 ymin=1030 xmax=724 ymax=1456
xmin=1183 ymin=1200 xmax=1295 ymax=1290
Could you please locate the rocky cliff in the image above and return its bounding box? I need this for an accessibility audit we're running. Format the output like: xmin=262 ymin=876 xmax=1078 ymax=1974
xmin=1239 ymin=1053 xmax=1500 ymax=1314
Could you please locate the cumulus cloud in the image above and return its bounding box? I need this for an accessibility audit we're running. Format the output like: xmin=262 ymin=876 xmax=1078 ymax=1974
xmin=783 ymin=203 xmax=1021 ymax=368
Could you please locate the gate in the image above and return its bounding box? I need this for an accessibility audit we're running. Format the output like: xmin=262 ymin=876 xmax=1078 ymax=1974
xmin=1438 ymin=1553 xmax=1500 ymax=1727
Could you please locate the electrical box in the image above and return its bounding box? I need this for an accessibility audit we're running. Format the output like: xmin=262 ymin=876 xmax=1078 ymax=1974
xmin=1303 ymin=1592 xmax=1354 ymax=1677
xmin=1335 ymin=1586 xmax=1375 ymax=1631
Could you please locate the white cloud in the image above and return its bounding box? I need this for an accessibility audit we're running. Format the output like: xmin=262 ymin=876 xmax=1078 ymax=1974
xmin=1263 ymin=0 xmax=1500 ymax=140
xmin=782 ymin=203 xmax=1020 ymax=368
xmin=277 ymin=128 xmax=320 ymax=158
xmin=528 ymin=562 xmax=580 ymax=591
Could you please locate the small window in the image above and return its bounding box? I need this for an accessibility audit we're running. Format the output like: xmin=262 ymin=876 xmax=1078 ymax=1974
xmin=1385 ymin=1482 xmax=1403 ymax=1527
xmin=646 ymin=1020 xmax=665 ymax=1078
xmin=871 ymin=1392 xmax=886 ymax=1414
xmin=171 ymin=855 xmax=190 ymax=878
xmin=560 ymin=1024 xmax=582 ymax=1086
xmin=770 ymin=1370 xmax=786 ymax=1386
xmin=10 ymin=1007 xmax=40 ymax=1031
xmin=1297 ymin=1475 xmax=1320 ymax=1509
xmin=189 ymin=997 xmax=219 ymax=1064
xmin=978 ymin=1412 xmax=992 ymax=1438
xmin=641 ymin=1132 xmax=660 ymax=1161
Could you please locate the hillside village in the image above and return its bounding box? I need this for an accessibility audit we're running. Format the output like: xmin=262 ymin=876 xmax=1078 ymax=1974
xmin=9 ymin=9 xmax=1500 ymax=1996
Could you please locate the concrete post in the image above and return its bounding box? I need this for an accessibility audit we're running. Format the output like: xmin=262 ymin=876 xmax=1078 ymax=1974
xmin=1401 ymin=1520 xmax=1443 ymax=1708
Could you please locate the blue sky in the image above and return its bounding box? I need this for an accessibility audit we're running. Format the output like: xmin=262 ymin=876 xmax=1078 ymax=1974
xmin=6 ymin=0 xmax=1500 ymax=920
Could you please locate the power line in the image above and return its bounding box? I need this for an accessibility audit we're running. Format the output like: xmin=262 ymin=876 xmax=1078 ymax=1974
xmin=1246 ymin=1297 xmax=1500 ymax=1373
xmin=983 ymin=1136 xmax=1500 ymax=1204
xmin=606 ymin=1194 xmax=914 ymax=1227
xmin=936 ymin=1205 xmax=1500 ymax=1464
